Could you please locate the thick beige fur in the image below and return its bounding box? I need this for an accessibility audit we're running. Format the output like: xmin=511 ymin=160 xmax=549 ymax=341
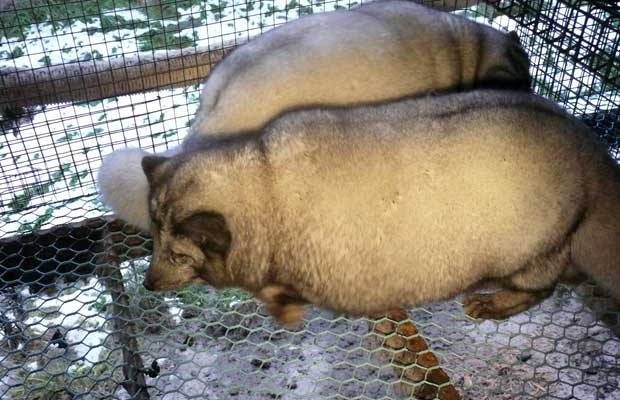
xmin=142 ymin=90 xmax=620 ymax=321
xmin=188 ymin=0 xmax=531 ymax=139
xmin=98 ymin=0 xmax=531 ymax=231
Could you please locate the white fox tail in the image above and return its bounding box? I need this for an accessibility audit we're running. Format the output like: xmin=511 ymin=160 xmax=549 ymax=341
xmin=97 ymin=146 xmax=180 ymax=231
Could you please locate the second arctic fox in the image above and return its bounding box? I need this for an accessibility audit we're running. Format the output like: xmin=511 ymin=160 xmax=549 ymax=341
xmin=98 ymin=1 xmax=532 ymax=231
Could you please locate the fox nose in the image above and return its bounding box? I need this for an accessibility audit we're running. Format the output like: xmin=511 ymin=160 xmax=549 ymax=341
xmin=143 ymin=277 xmax=155 ymax=291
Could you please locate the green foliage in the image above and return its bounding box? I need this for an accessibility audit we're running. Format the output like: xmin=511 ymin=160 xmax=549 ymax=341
xmin=38 ymin=55 xmax=52 ymax=66
xmin=8 ymin=46 xmax=24 ymax=59
xmin=209 ymin=0 xmax=229 ymax=21
xmin=137 ymin=28 xmax=196 ymax=51
xmin=74 ymin=99 xmax=104 ymax=108
xmin=84 ymin=127 xmax=106 ymax=138
xmin=68 ymin=169 xmax=90 ymax=188
xmin=264 ymin=3 xmax=280 ymax=18
xmin=145 ymin=0 xmax=182 ymax=20
xmin=17 ymin=207 xmax=54 ymax=232
xmin=91 ymin=49 xmax=104 ymax=60
xmin=243 ymin=0 xmax=256 ymax=14
xmin=177 ymin=286 xmax=248 ymax=312
xmin=56 ymin=131 xmax=81 ymax=142
xmin=459 ymin=1 xmax=517 ymax=20
xmin=89 ymin=296 xmax=110 ymax=313
xmin=8 ymin=163 xmax=72 ymax=212
xmin=151 ymin=127 xmax=177 ymax=139
xmin=98 ymin=13 xmax=149 ymax=33
xmin=0 ymin=0 xmax=144 ymax=40
xmin=299 ymin=5 xmax=313 ymax=15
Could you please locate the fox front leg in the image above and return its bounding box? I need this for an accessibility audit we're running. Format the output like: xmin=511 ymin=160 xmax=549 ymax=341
xmin=257 ymin=285 xmax=307 ymax=327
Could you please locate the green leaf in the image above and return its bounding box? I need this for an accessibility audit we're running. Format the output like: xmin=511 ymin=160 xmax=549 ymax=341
xmin=92 ymin=49 xmax=104 ymax=60
xmin=56 ymin=131 xmax=80 ymax=143
xmin=51 ymin=163 xmax=72 ymax=181
xmin=69 ymin=170 xmax=89 ymax=187
xmin=9 ymin=46 xmax=23 ymax=59
xmin=17 ymin=207 xmax=54 ymax=233
xmin=137 ymin=29 xmax=196 ymax=51
xmin=84 ymin=127 xmax=105 ymax=138
xmin=38 ymin=55 xmax=52 ymax=66
xmin=209 ymin=1 xmax=228 ymax=21
xmin=163 ymin=129 xmax=178 ymax=138
xmin=264 ymin=4 xmax=280 ymax=18
xmin=299 ymin=5 xmax=313 ymax=15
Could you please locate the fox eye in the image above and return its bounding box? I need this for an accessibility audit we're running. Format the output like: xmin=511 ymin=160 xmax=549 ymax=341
xmin=170 ymin=253 xmax=193 ymax=265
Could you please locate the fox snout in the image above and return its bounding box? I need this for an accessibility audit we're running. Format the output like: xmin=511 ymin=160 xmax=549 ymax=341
xmin=142 ymin=270 xmax=181 ymax=291
xmin=143 ymin=276 xmax=154 ymax=291
xmin=142 ymin=266 xmax=179 ymax=291
xmin=143 ymin=271 xmax=158 ymax=291
xmin=142 ymin=259 xmax=203 ymax=291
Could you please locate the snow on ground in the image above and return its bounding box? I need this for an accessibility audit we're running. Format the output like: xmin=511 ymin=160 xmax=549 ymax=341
xmin=0 ymin=0 xmax=373 ymax=237
xmin=0 ymin=0 xmax=364 ymax=70
xmin=22 ymin=277 xmax=110 ymax=364
xmin=167 ymin=304 xmax=182 ymax=324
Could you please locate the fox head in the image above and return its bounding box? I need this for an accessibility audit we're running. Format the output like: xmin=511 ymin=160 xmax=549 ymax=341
xmin=479 ymin=30 xmax=532 ymax=91
xmin=140 ymin=155 xmax=233 ymax=292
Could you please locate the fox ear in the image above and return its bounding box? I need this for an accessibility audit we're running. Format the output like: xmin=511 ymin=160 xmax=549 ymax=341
xmin=507 ymin=30 xmax=520 ymax=42
xmin=142 ymin=156 xmax=168 ymax=185
xmin=175 ymin=211 xmax=232 ymax=255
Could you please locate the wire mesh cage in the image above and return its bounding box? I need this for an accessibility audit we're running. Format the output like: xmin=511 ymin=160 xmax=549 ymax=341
xmin=0 ymin=0 xmax=619 ymax=399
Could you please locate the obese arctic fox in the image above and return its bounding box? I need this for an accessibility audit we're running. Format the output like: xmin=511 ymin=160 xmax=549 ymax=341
xmin=98 ymin=0 xmax=532 ymax=231
xmin=139 ymin=90 xmax=620 ymax=325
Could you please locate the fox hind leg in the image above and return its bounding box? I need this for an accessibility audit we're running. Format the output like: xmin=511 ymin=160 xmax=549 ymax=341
xmin=463 ymin=288 xmax=553 ymax=320
xmin=571 ymin=189 xmax=620 ymax=302
xmin=464 ymin=243 xmax=570 ymax=320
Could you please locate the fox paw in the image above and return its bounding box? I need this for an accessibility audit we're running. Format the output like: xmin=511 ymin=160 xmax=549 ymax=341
xmin=463 ymin=293 xmax=504 ymax=320
xmin=258 ymin=285 xmax=306 ymax=327
xmin=267 ymin=302 xmax=305 ymax=327
xmin=463 ymin=289 xmax=550 ymax=320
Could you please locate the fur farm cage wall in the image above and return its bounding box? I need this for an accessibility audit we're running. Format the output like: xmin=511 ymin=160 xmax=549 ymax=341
xmin=0 ymin=0 xmax=618 ymax=399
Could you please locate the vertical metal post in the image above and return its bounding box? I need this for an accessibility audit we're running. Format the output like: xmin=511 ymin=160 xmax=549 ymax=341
xmin=97 ymin=223 xmax=150 ymax=399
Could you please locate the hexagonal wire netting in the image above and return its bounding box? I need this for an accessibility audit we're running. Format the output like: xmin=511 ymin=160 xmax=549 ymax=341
xmin=0 ymin=0 xmax=619 ymax=399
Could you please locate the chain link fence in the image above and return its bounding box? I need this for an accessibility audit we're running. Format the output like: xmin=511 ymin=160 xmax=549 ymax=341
xmin=0 ymin=0 xmax=619 ymax=398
